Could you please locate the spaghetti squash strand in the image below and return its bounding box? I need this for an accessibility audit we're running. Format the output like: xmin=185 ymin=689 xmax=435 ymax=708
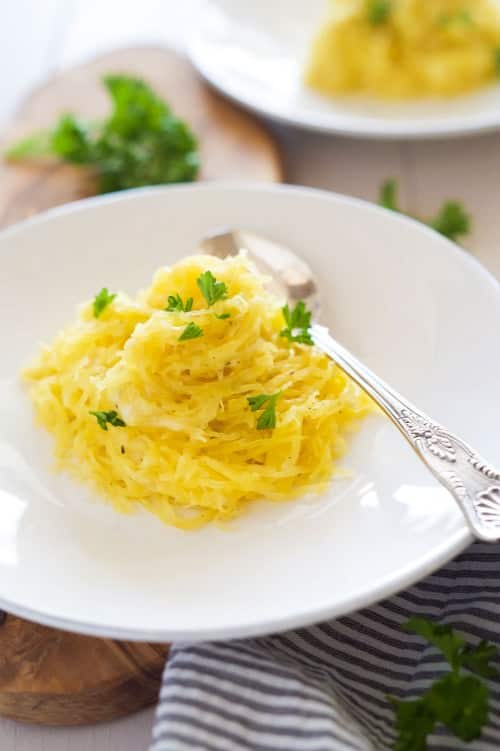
xmin=23 ymin=253 xmax=373 ymax=530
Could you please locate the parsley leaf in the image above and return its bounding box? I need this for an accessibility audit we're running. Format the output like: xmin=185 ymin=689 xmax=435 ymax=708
xmin=5 ymin=118 xmax=83 ymax=162
xmin=378 ymin=179 xmax=471 ymax=243
xmin=428 ymin=201 xmax=471 ymax=241
xmin=89 ymin=410 xmax=126 ymax=431
xmin=391 ymin=618 xmax=498 ymax=750
xmin=165 ymin=294 xmax=193 ymax=312
xmin=248 ymin=394 xmax=274 ymax=412
xmin=93 ymin=287 xmax=117 ymax=318
xmin=248 ymin=392 xmax=281 ymax=430
xmin=197 ymin=271 xmax=228 ymax=307
xmin=439 ymin=9 xmax=474 ymax=28
xmin=51 ymin=115 xmax=94 ymax=163
xmin=392 ymin=698 xmax=436 ymax=751
xmin=379 ymin=178 xmax=400 ymax=211
xmin=6 ymin=75 xmax=200 ymax=194
xmin=214 ymin=312 xmax=231 ymax=320
xmin=257 ymin=405 xmax=278 ymax=431
xmin=404 ymin=617 xmax=465 ymax=670
xmin=280 ymin=301 xmax=313 ymax=345
xmin=179 ymin=322 xmax=203 ymax=341
xmin=367 ymin=0 xmax=391 ymax=25
xmin=495 ymin=48 xmax=500 ymax=75
xmin=427 ymin=673 xmax=488 ymax=742
xmin=462 ymin=641 xmax=500 ymax=679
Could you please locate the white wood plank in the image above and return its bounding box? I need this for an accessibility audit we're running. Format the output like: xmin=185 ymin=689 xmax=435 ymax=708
xmin=274 ymin=126 xmax=409 ymax=203
xmin=410 ymin=134 xmax=500 ymax=279
xmin=0 ymin=708 xmax=155 ymax=751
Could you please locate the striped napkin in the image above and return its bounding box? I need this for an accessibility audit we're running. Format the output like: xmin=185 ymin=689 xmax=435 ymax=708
xmin=151 ymin=542 xmax=500 ymax=751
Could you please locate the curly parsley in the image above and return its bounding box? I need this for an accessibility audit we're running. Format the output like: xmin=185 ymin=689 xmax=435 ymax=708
xmin=6 ymin=75 xmax=200 ymax=193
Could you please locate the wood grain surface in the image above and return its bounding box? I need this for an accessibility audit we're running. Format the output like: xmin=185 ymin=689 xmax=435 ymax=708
xmin=0 ymin=45 xmax=282 ymax=227
xmin=0 ymin=46 xmax=282 ymax=727
xmin=0 ymin=617 xmax=168 ymax=726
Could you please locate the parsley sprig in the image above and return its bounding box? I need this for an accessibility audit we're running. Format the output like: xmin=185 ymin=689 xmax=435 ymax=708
xmin=89 ymin=410 xmax=126 ymax=431
xmin=428 ymin=202 xmax=471 ymax=240
xmin=179 ymin=322 xmax=203 ymax=341
xmin=367 ymin=0 xmax=391 ymax=25
xmin=248 ymin=392 xmax=281 ymax=430
xmin=379 ymin=178 xmax=471 ymax=243
xmin=494 ymin=47 xmax=500 ymax=75
xmin=6 ymin=75 xmax=200 ymax=193
xmin=93 ymin=288 xmax=116 ymax=318
xmin=280 ymin=301 xmax=313 ymax=346
xmin=379 ymin=178 xmax=399 ymax=212
xmin=165 ymin=293 xmax=193 ymax=312
xmin=391 ymin=617 xmax=499 ymax=751
xmin=197 ymin=271 xmax=228 ymax=307
xmin=168 ymin=270 xmax=229 ymax=342
xmin=438 ymin=9 xmax=473 ymax=28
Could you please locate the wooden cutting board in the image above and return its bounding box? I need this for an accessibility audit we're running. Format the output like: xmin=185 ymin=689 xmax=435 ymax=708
xmin=0 ymin=46 xmax=283 ymax=727
xmin=0 ymin=45 xmax=282 ymax=226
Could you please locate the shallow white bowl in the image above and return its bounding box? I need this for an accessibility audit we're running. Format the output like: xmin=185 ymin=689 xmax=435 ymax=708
xmin=189 ymin=0 xmax=500 ymax=139
xmin=1 ymin=183 xmax=499 ymax=642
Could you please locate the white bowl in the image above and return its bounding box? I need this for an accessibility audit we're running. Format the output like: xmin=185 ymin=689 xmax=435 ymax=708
xmin=1 ymin=182 xmax=499 ymax=642
xmin=189 ymin=0 xmax=500 ymax=139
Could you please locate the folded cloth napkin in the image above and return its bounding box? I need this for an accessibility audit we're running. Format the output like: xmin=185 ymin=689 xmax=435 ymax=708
xmin=150 ymin=542 xmax=500 ymax=751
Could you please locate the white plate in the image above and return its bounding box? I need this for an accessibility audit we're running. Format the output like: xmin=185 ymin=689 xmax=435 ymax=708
xmin=189 ymin=0 xmax=500 ymax=140
xmin=1 ymin=183 xmax=499 ymax=642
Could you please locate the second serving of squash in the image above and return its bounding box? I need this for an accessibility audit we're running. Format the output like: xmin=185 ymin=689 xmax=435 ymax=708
xmin=306 ymin=0 xmax=500 ymax=99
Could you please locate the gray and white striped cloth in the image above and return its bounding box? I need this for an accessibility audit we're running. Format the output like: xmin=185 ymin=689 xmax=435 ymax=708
xmin=150 ymin=543 xmax=500 ymax=751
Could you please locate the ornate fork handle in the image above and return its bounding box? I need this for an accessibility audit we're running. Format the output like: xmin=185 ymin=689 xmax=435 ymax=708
xmin=312 ymin=325 xmax=500 ymax=542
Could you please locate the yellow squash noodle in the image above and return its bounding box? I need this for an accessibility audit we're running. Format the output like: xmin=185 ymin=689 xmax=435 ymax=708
xmin=23 ymin=254 xmax=372 ymax=530
xmin=306 ymin=0 xmax=500 ymax=99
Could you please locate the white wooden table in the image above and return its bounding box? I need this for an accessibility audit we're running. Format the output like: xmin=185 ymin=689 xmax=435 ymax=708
xmin=2 ymin=1 xmax=500 ymax=748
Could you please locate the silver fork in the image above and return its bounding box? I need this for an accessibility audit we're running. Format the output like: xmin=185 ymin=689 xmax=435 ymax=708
xmin=201 ymin=228 xmax=500 ymax=543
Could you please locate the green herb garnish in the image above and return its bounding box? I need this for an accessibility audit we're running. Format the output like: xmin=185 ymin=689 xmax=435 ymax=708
xmin=89 ymin=410 xmax=126 ymax=431
xmin=367 ymin=0 xmax=391 ymax=25
xmin=6 ymin=75 xmax=200 ymax=193
xmin=178 ymin=322 xmax=203 ymax=341
xmin=165 ymin=294 xmax=193 ymax=313
xmin=391 ymin=617 xmax=498 ymax=751
xmin=379 ymin=178 xmax=399 ymax=211
xmin=214 ymin=312 xmax=231 ymax=320
xmin=378 ymin=178 xmax=471 ymax=242
xmin=495 ymin=47 xmax=500 ymax=75
xmin=93 ymin=287 xmax=117 ymax=318
xmin=247 ymin=392 xmax=281 ymax=430
xmin=438 ymin=9 xmax=474 ymax=28
xmin=280 ymin=301 xmax=313 ymax=345
xmin=196 ymin=271 xmax=228 ymax=307
xmin=428 ymin=201 xmax=471 ymax=241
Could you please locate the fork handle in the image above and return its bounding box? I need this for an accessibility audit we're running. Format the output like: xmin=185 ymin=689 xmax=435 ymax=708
xmin=312 ymin=325 xmax=500 ymax=542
